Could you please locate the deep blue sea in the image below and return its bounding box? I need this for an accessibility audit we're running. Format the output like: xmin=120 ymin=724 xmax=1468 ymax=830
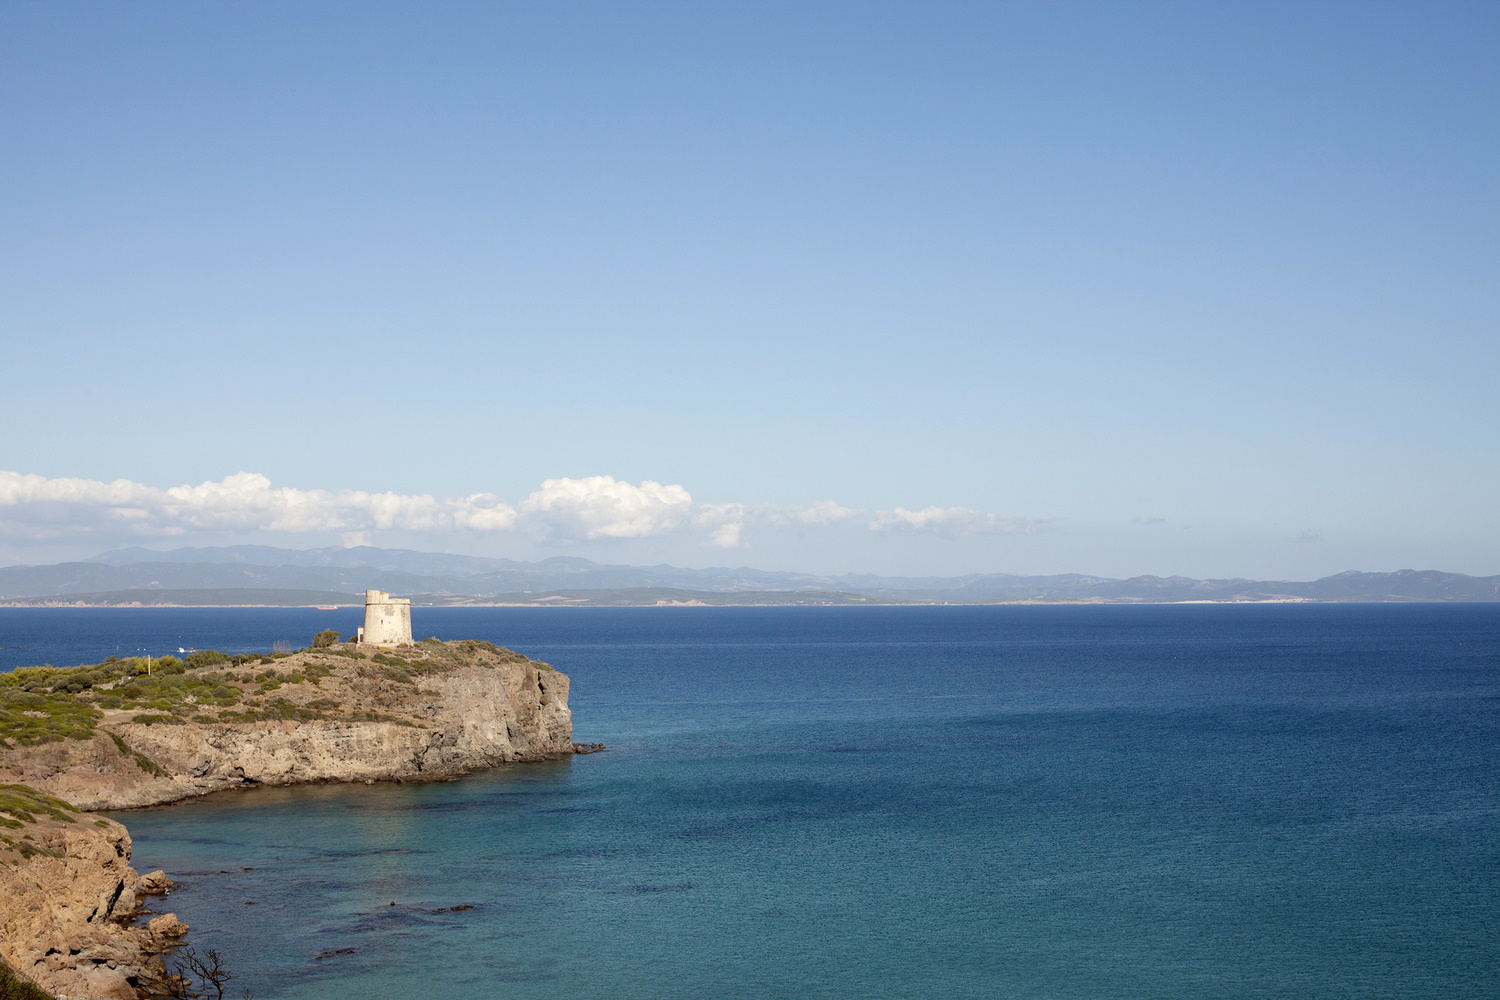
xmin=3 ymin=604 xmax=1498 ymax=999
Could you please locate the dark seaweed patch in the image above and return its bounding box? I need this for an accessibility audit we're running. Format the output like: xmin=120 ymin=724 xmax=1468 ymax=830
xmin=533 ymin=806 xmax=601 ymax=815
xmin=618 ymin=882 xmax=695 ymax=894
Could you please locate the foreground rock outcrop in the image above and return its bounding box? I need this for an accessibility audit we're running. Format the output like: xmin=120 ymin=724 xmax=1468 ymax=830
xmin=0 ymin=786 xmax=181 ymax=999
xmin=1 ymin=638 xmax=580 ymax=997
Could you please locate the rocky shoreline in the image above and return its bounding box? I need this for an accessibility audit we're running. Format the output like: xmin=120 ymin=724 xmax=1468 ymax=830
xmin=0 ymin=639 xmax=581 ymax=998
xmin=0 ymin=789 xmax=186 ymax=1000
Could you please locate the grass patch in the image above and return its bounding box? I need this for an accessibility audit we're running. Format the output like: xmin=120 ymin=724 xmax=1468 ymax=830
xmin=0 ymin=954 xmax=57 ymax=1000
xmin=0 ymin=784 xmax=77 ymax=830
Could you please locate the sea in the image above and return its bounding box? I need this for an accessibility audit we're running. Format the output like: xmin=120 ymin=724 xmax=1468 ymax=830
xmin=2 ymin=603 xmax=1497 ymax=999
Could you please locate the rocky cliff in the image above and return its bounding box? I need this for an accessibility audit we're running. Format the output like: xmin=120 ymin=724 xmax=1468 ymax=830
xmin=0 ymin=639 xmax=573 ymax=810
xmin=0 ymin=639 xmax=579 ymax=997
xmin=0 ymin=785 xmax=184 ymax=999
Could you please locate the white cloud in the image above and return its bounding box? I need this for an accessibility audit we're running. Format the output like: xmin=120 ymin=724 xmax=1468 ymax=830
xmin=757 ymin=500 xmax=862 ymax=525
xmin=0 ymin=470 xmax=1038 ymax=553
xmin=0 ymin=470 xmax=514 ymax=539
xmin=869 ymin=506 xmax=1041 ymax=539
xmin=450 ymin=494 xmax=520 ymax=532
xmin=518 ymin=475 xmax=708 ymax=541
xmin=707 ymin=522 xmax=743 ymax=548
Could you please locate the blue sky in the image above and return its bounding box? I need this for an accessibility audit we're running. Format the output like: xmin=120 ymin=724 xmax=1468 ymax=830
xmin=2 ymin=0 xmax=1496 ymax=578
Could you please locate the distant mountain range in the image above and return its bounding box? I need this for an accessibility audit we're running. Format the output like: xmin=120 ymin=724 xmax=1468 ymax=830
xmin=0 ymin=544 xmax=1495 ymax=604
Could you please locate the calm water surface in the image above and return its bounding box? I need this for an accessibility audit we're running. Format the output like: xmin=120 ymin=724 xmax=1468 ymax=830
xmin=4 ymin=604 xmax=1498 ymax=998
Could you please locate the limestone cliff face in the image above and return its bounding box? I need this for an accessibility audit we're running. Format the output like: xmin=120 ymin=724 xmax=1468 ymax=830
xmin=0 ymin=794 xmax=176 ymax=1000
xmin=102 ymin=660 xmax=570 ymax=809
xmin=2 ymin=642 xmax=574 ymax=811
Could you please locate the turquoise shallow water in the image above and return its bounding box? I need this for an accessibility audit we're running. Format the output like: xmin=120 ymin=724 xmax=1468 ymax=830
xmin=5 ymin=604 xmax=1498 ymax=998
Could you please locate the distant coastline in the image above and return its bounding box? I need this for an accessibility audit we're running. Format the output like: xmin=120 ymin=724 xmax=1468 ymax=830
xmin=1 ymin=546 xmax=1496 ymax=607
xmin=0 ymin=588 xmax=1491 ymax=609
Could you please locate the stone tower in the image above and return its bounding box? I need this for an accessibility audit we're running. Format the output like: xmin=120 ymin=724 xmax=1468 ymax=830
xmin=357 ymin=589 xmax=412 ymax=646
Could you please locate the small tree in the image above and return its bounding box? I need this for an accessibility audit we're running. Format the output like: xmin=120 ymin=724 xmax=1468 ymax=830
xmin=311 ymin=630 xmax=343 ymax=649
xmin=139 ymin=948 xmax=241 ymax=1000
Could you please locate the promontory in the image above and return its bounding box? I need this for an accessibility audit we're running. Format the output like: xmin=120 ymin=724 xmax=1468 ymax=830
xmin=0 ymin=634 xmax=583 ymax=999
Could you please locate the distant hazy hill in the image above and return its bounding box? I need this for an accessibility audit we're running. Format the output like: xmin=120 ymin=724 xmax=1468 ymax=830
xmin=410 ymin=589 xmax=910 ymax=607
xmin=0 ymin=588 xmax=360 ymax=607
xmin=0 ymin=586 xmax=907 ymax=608
xmin=0 ymin=546 xmax=1494 ymax=603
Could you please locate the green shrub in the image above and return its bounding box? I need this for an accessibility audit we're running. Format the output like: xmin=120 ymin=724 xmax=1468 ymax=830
xmin=130 ymin=714 xmax=184 ymax=726
xmin=185 ymin=650 xmax=231 ymax=670
xmin=0 ymin=689 xmax=101 ymax=746
xmin=312 ymin=630 xmax=343 ymax=648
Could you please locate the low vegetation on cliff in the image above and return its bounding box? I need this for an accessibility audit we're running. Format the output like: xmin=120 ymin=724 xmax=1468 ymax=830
xmin=0 ymin=784 xmax=77 ymax=864
xmin=1 ymin=638 xmax=552 ymax=745
xmin=0 ymin=634 xmax=575 ymax=814
xmin=0 ymin=958 xmax=54 ymax=1000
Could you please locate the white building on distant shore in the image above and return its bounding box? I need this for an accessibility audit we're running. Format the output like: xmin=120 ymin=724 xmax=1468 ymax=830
xmin=356 ymin=589 xmax=412 ymax=646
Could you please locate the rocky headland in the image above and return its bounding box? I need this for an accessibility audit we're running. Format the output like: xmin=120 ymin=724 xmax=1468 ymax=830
xmin=0 ymin=638 xmax=580 ymax=998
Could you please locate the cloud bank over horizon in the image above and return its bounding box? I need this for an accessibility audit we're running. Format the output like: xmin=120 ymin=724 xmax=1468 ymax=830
xmin=0 ymin=470 xmax=1033 ymax=559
